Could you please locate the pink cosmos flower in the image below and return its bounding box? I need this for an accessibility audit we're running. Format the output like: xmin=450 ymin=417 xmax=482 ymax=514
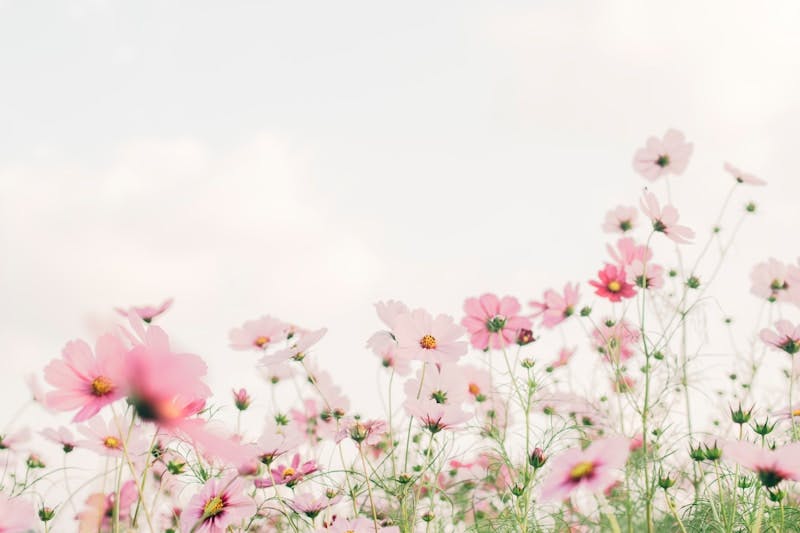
xmin=760 ymin=320 xmax=800 ymax=355
xmin=724 ymin=162 xmax=766 ymax=186
xmin=44 ymin=334 xmax=127 ymax=422
xmin=632 ymin=129 xmax=693 ymax=181
xmin=41 ymin=426 xmax=77 ymax=453
xmin=602 ymin=205 xmax=638 ymax=234
xmin=321 ymin=517 xmax=400 ymax=533
xmin=750 ymin=258 xmax=797 ymax=303
xmin=461 ymin=365 xmax=492 ymax=403
xmin=607 ymin=237 xmax=652 ymax=267
xmin=723 ymin=441 xmax=800 ymax=487
xmin=304 ymin=361 xmax=351 ymax=415
xmin=77 ymin=480 xmax=137 ymax=533
xmin=366 ymin=300 xmax=410 ymax=355
xmin=254 ymin=453 xmax=319 ymax=488
xmin=0 ymin=428 xmax=30 ymax=451
xmin=181 ymin=475 xmax=256 ymax=533
xmin=540 ymin=436 xmax=631 ymax=502
xmin=232 ymin=388 xmax=251 ymax=411
xmin=115 ymin=298 xmax=173 ymax=322
xmin=260 ymin=328 xmax=327 ymax=365
xmin=550 ymin=346 xmax=577 ymax=370
xmin=530 ymin=283 xmax=580 ymax=329
xmin=394 ymin=309 xmax=467 ymax=364
xmin=627 ymin=260 xmax=664 ymax=290
xmin=640 ymin=191 xmax=695 ymax=244
xmin=335 ymin=418 xmax=387 ymax=446
xmin=461 ymin=294 xmax=532 ymax=350
xmin=405 ymin=398 xmax=470 ymax=433
xmin=371 ymin=341 xmax=412 ymax=376
xmin=589 ymin=264 xmax=636 ymax=302
xmin=592 ymin=319 xmax=640 ymax=362
xmin=259 ymin=361 xmax=297 ymax=384
xmin=404 ymin=364 xmax=469 ymax=406
xmin=77 ymin=416 xmax=145 ymax=458
xmin=290 ymin=492 xmax=342 ymax=519
xmin=229 ymin=315 xmax=288 ymax=351
xmin=251 ymin=421 xmax=303 ymax=466
xmin=0 ymin=493 xmax=37 ymax=533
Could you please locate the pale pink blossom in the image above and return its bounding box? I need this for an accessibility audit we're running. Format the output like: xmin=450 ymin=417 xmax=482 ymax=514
xmin=404 ymin=364 xmax=469 ymax=406
xmin=405 ymin=398 xmax=470 ymax=433
xmin=632 ymin=129 xmax=693 ymax=181
xmin=550 ymin=346 xmax=577 ymax=369
xmin=724 ymin=162 xmax=766 ymax=186
xmin=228 ymin=315 xmax=289 ymax=351
xmin=290 ymin=492 xmax=341 ymax=519
xmin=181 ymin=475 xmax=256 ymax=533
xmin=530 ymin=283 xmax=580 ymax=329
xmin=627 ymin=260 xmax=664 ymax=290
xmin=723 ymin=441 xmax=800 ymax=487
xmin=77 ymin=480 xmax=137 ymax=533
xmin=592 ymin=319 xmax=640 ymax=362
xmin=394 ymin=309 xmax=467 ymax=364
xmin=461 ymin=365 xmax=492 ymax=403
xmin=41 ymin=426 xmax=77 ymax=453
xmin=366 ymin=300 xmax=410 ymax=355
xmin=77 ymin=416 xmax=145 ymax=458
xmin=259 ymin=361 xmax=297 ymax=384
xmin=0 ymin=493 xmax=37 ymax=533
xmin=750 ymin=258 xmax=796 ymax=303
xmin=540 ymin=436 xmax=631 ymax=501
xmin=606 ymin=237 xmax=652 ymax=267
xmin=253 ymin=421 xmax=303 ymax=465
xmin=335 ymin=418 xmax=388 ymax=446
xmin=0 ymin=428 xmax=30 ymax=451
xmin=321 ymin=517 xmax=400 ymax=533
xmin=260 ymin=328 xmax=326 ymax=365
xmin=760 ymin=320 xmax=800 ymax=355
xmin=115 ymin=298 xmax=173 ymax=322
xmin=254 ymin=453 xmax=318 ymax=488
xmin=602 ymin=205 xmax=638 ymax=234
xmin=462 ymin=294 xmax=532 ymax=350
xmin=640 ymin=191 xmax=694 ymax=244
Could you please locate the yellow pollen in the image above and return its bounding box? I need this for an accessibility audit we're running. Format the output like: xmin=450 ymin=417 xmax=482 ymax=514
xmin=202 ymin=496 xmax=225 ymax=518
xmin=91 ymin=376 xmax=113 ymax=396
xmin=569 ymin=461 xmax=594 ymax=480
xmin=103 ymin=436 xmax=120 ymax=449
xmin=607 ymin=280 xmax=622 ymax=292
xmin=468 ymin=383 xmax=481 ymax=396
xmin=254 ymin=336 xmax=270 ymax=348
xmin=792 ymin=409 xmax=800 ymax=417
xmin=282 ymin=467 xmax=296 ymax=479
xmin=419 ymin=334 xmax=437 ymax=350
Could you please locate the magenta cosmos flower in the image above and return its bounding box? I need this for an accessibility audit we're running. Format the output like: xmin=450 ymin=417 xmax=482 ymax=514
xmin=461 ymin=294 xmax=532 ymax=350
xmin=724 ymin=441 xmax=800 ymax=488
xmin=530 ymin=283 xmax=580 ymax=329
xmin=115 ymin=298 xmax=173 ymax=322
xmin=44 ymin=334 xmax=127 ymax=422
xmin=589 ymin=264 xmax=636 ymax=302
xmin=0 ymin=493 xmax=37 ymax=533
xmin=540 ymin=436 xmax=630 ymax=502
xmin=640 ymin=191 xmax=694 ymax=244
xmin=255 ymin=453 xmax=319 ymax=488
xmin=602 ymin=205 xmax=638 ymax=234
xmin=760 ymin=320 xmax=800 ymax=355
xmin=632 ymin=129 xmax=693 ymax=181
xmin=181 ymin=475 xmax=256 ymax=533
xmin=724 ymin=162 xmax=766 ymax=186
xmin=229 ymin=315 xmax=288 ymax=351
xmin=393 ymin=309 xmax=467 ymax=364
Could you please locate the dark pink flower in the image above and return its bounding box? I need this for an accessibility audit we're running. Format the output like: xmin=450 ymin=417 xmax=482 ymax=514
xmin=254 ymin=453 xmax=318 ymax=488
xmin=461 ymin=294 xmax=532 ymax=350
xmin=589 ymin=264 xmax=636 ymax=302
xmin=540 ymin=436 xmax=630 ymax=501
xmin=633 ymin=129 xmax=693 ymax=181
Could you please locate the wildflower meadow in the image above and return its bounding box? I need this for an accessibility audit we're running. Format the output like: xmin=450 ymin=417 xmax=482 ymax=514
xmin=2 ymin=129 xmax=799 ymax=532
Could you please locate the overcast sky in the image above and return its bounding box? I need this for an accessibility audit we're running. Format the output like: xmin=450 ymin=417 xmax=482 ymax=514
xmin=2 ymin=1 xmax=799 ymax=427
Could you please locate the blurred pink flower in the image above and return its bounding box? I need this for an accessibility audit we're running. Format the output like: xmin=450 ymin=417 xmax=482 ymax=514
xmin=550 ymin=346 xmax=577 ymax=370
xmin=461 ymin=365 xmax=492 ymax=403
xmin=632 ymin=129 xmax=693 ymax=181
xmin=530 ymin=283 xmax=580 ymax=329
xmin=750 ymin=258 xmax=797 ymax=303
xmin=461 ymin=294 xmax=531 ymax=350
xmin=640 ymin=191 xmax=694 ymax=244
xmin=404 ymin=364 xmax=469 ymax=406
xmin=115 ymin=298 xmax=173 ymax=322
xmin=724 ymin=162 xmax=766 ymax=186
xmin=181 ymin=475 xmax=256 ymax=533
xmin=260 ymin=328 xmax=327 ymax=365
xmin=335 ymin=418 xmax=387 ymax=446
xmin=0 ymin=493 xmax=37 ymax=533
xmin=627 ymin=260 xmax=664 ymax=290
xmin=540 ymin=436 xmax=630 ymax=502
xmin=77 ymin=416 xmax=144 ymax=458
xmin=760 ymin=320 xmax=800 ymax=355
xmin=405 ymin=398 xmax=470 ymax=433
xmin=229 ymin=315 xmax=288 ymax=351
xmin=592 ymin=319 xmax=640 ymax=363
xmin=394 ymin=309 xmax=467 ymax=364
xmin=322 ymin=517 xmax=400 ymax=533
xmin=290 ymin=492 xmax=341 ymax=519
xmin=589 ymin=264 xmax=636 ymax=302
xmin=0 ymin=428 xmax=30 ymax=451
xmin=77 ymin=480 xmax=137 ymax=533
xmin=255 ymin=453 xmax=318 ymax=488
xmin=44 ymin=334 xmax=127 ymax=422
xmin=723 ymin=441 xmax=800 ymax=487
xmin=602 ymin=205 xmax=638 ymax=234
xmin=606 ymin=237 xmax=652 ymax=267
xmin=41 ymin=426 xmax=77 ymax=453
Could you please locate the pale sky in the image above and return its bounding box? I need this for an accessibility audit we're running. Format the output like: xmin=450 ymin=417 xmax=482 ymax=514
xmin=2 ymin=1 xmax=800 ymax=430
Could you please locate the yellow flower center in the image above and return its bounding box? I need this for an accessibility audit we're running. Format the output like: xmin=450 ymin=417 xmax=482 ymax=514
xmin=202 ymin=496 xmax=225 ymax=518
xmin=569 ymin=461 xmax=594 ymax=480
xmin=607 ymin=280 xmax=622 ymax=292
xmin=254 ymin=336 xmax=270 ymax=348
xmin=91 ymin=376 xmax=113 ymax=396
xmin=468 ymin=383 xmax=481 ymax=396
xmin=282 ymin=467 xmax=296 ymax=479
xmin=103 ymin=436 xmax=120 ymax=449
xmin=792 ymin=409 xmax=800 ymax=417
xmin=419 ymin=334 xmax=437 ymax=350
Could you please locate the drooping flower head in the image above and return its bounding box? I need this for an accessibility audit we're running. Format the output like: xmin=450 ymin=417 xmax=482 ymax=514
xmin=181 ymin=475 xmax=256 ymax=533
xmin=229 ymin=315 xmax=289 ymax=352
xmin=602 ymin=206 xmax=638 ymax=234
xmin=589 ymin=264 xmax=636 ymax=302
xmin=393 ymin=309 xmax=467 ymax=365
xmin=43 ymin=334 xmax=127 ymax=422
xmin=540 ymin=436 xmax=631 ymax=501
xmin=724 ymin=162 xmax=766 ymax=186
xmin=632 ymin=129 xmax=693 ymax=181
xmin=461 ymin=294 xmax=532 ymax=351
xmin=640 ymin=191 xmax=695 ymax=244
xmin=115 ymin=298 xmax=173 ymax=323
xmin=530 ymin=283 xmax=580 ymax=329
xmin=723 ymin=441 xmax=800 ymax=488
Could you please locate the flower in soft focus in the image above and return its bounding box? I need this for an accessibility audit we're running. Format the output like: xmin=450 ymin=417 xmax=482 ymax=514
xmin=550 ymin=346 xmax=576 ymax=370
xmin=640 ymin=191 xmax=694 ymax=244
xmin=724 ymin=162 xmax=766 ymax=186
xmin=405 ymin=398 xmax=470 ymax=434
xmin=592 ymin=319 xmax=640 ymax=363
xmin=322 ymin=517 xmax=400 ymax=533
xmin=393 ymin=309 xmax=467 ymax=364
xmin=760 ymin=320 xmax=800 ymax=355
xmin=589 ymin=264 xmax=636 ymax=302
xmin=750 ymin=258 xmax=798 ymax=303
xmin=723 ymin=441 xmax=800 ymax=488
xmin=461 ymin=365 xmax=492 ymax=403
xmin=115 ymin=298 xmax=173 ymax=322
xmin=612 ymin=374 xmax=636 ymax=394
xmin=461 ymin=294 xmax=532 ymax=350
xmin=632 ymin=129 xmax=693 ymax=181
xmin=253 ymin=421 xmax=303 ymax=466
xmin=43 ymin=334 xmax=127 ymax=422
xmin=530 ymin=283 xmax=580 ymax=329
xmin=0 ymin=428 xmax=30 ymax=451
xmin=539 ymin=436 xmax=631 ymax=502
xmin=254 ymin=453 xmax=319 ymax=488
xmin=602 ymin=205 xmax=638 ymax=234
xmin=259 ymin=361 xmax=297 ymax=384
xmin=627 ymin=260 xmax=665 ymax=290
xmin=77 ymin=480 xmax=137 ymax=533
xmin=229 ymin=315 xmax=288 ymax=351
xmin=181 ymin=475 xmax=256 ymax=533
xmin=335 ymin=418 xmax=387 ymax=446
xmin=606 ymin=237 xmax=652 ymax=267
xmin=304 ymin=361 xmax=351 ymax=415
xmin=404 ymin=365 xmax=468 ymax=406
xmin=41 ymin=426 xmax=77 ymax=453
xmin=232 ymin=388 xmax=251 ymax=411
xmin=0 ymin=494 xmax=37 ymax=533
xmin=290 ymin=492 xmax=342 ymax=519
xmin=260 ymin=328 xmax=327 ymax=365
xmin=77 ymin=416 xmax=144 ymax=458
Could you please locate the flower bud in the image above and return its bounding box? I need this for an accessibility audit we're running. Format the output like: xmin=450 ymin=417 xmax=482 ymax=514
xmin=232 ymin=388 xmax=251 ymax=411
xmin=528 ymin=447 xmax=547 ymax=469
